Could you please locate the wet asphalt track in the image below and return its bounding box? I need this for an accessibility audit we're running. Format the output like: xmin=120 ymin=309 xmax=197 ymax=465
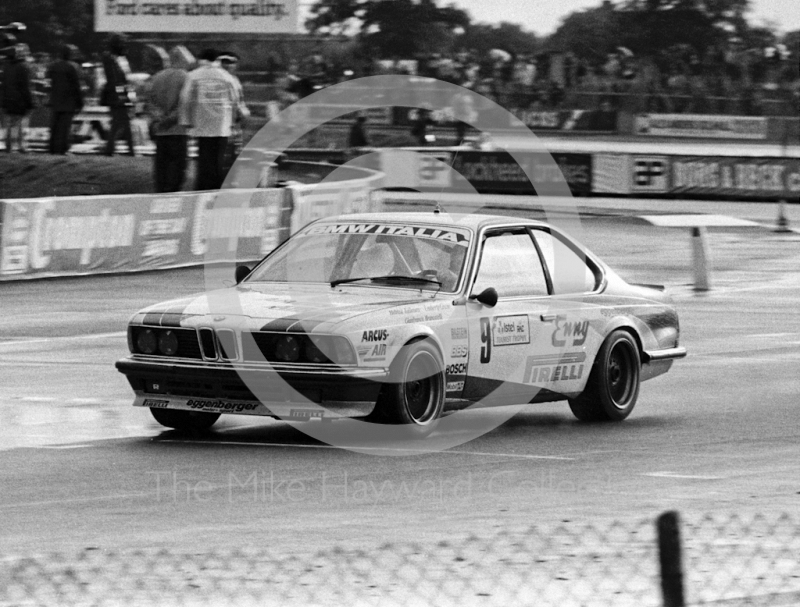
xmin=1 ymin=211 xmax=799 ymax=557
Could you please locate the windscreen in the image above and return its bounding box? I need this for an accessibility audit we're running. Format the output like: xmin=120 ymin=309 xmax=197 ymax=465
xmin=246 ymin=222 xmax=472 ymax=292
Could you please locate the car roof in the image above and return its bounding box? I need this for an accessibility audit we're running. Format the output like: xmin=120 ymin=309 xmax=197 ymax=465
xmin=317 ymin=212 xmax=549 ymax=231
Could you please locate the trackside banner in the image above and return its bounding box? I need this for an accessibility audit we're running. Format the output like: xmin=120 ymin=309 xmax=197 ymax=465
xmin=509 ymin=109 xmax=617 ymax=132
xmin=288 ymin=170 xmax=384 ymax=233
xmin=670 ymin=157 xmax=800 ymax=198
xmin=391 ymin=107 xmax=616 ymax=133
xmin=0 ymin=189 xmax=291 ymax=281
xmin=449 ymin=151 xmax=593 ymax=195
xmin=374 ymin=150 xmax=592 ymax=196
xmin=95 ymin=0 xmax=299 ymax=33
xmin=635 ymin=114 xmax=768 ymax=140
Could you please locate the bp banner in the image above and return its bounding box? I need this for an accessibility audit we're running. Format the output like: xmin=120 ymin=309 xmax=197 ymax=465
xmin=96 ymin=0 xmax=299 ymax=33
xmin=0 ymin=189 xmax=290 ymax=281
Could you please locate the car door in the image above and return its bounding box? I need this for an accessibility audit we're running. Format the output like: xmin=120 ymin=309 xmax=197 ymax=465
xmin=462 ymin=228 xmax=555 ymax=405
xmin=529 ymin=227 xmax=606 ymax=396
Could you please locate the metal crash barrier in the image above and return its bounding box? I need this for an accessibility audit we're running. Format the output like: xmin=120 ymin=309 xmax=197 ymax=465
xmin=637 ymin=214 xmax=762 ymax=291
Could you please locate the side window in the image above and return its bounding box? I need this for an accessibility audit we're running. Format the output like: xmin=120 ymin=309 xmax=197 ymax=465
xmin=532 ymin=229 xmax=598 ymax=294
xmin=472 ymin=232 xmax=548 ymax=298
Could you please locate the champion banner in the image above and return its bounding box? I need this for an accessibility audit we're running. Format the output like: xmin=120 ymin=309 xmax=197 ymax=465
xmin=670 ymin=157 xmax=800 ymax=199
xmin=0 ymin=189 xmax=290 ymax=280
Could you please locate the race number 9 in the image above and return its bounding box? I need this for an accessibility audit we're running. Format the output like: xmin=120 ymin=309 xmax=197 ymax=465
xmin=480 ymin=317 xmax=492 ymax=364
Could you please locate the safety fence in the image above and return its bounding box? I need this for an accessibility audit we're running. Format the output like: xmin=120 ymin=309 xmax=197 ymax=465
xmin=1 ymin=512 xmax=797 ymax=606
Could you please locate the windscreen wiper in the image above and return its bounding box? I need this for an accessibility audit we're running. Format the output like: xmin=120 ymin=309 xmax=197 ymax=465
xmin=331 ymin=275 xmax=442 ymax=288
xmin=330 ymin=276 xmax=372 ymax=287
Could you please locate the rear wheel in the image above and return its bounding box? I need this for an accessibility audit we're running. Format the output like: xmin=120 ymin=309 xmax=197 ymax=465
xmin=370 ymin=340 xmax=445 ymax=436
xmin=150 ymin=408 xmax=220 ymax=432
xmin=568 ymin=330 xmax=641 ymax=422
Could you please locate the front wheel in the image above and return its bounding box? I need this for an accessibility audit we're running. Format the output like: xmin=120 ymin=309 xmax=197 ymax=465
xmin=150 ymin=407 xmax=220 ymax=432
xmin=370 ymin=339 xmax=445 ymax=436
xmin=568 ymin=330 xmax=641 ymax=422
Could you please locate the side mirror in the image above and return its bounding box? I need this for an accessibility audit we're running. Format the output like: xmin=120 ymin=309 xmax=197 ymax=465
xmin=470 ymin=287 xmax=498 ymax=307
xmin=235 ymin=265 xmax=251 ymax=284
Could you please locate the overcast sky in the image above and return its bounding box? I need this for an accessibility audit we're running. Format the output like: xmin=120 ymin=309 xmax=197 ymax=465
xmin=449 ymin=0 xmax=798 ymax=35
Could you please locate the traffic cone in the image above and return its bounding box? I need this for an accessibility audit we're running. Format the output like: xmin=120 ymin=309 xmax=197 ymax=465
xmin=774 ymin=200 xmax=792 ymax=233
xmin=691 ymin=227 xmax=711 ymax=292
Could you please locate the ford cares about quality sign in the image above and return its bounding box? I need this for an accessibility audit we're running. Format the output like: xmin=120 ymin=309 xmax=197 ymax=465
xmin=96 ymin=0 xmax=299 ymax=34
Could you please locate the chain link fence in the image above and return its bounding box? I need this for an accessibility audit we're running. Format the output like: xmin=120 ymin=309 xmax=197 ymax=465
xmin=1 ymin=512 xmax=798 ymax=607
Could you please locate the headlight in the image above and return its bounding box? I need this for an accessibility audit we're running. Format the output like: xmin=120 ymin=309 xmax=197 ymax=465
xmin=304 ymin=338 xmax=327 ymax=363
xmin=158 ymin=330 xmax=179 ymax=356
xmin=136 ymin=328 xmax=157 ymax=355
xmin=275 ymin=335 xmax=300 ymax=362
xmin=304 ymin=335 xmax=356 ymax=365
xmin=331 ymin=336 xmax=357 ymax=365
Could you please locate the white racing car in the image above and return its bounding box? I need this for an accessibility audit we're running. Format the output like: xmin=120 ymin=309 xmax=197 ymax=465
xmin=116 ymin=211 xmax=686 ymax=433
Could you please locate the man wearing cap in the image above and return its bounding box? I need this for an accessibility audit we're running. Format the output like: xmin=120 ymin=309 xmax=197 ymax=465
xmin=179 ymin=48 xmax=240 ymax=191
xmin=147 ymin=46 xmax=193 ymax=192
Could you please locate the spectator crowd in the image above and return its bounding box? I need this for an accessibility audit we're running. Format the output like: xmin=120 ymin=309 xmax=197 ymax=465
xmin=1 ymin=28 xmax=798 ymax=191
xmin=1 ymin=33 xmax=250 ymax=194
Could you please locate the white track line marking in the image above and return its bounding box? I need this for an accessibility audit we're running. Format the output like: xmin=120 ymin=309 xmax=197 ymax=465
xmin=14 ymin=396 xmax=57 ymax=403
xmin=0 ymin=360 xmax=115 ymax=367
xmin=0 ymin=332 xmax=126 ymax=348
xmin=6 ymin=397 xmax=105 ymax=404
xmin=643 ymin=471 xmax=725 ymax=480
xmin=697 ymin=283 xmax=800 ymax=295
xmin=681 ymin=351 xmax=800 ymax=364
xmin=746 ymin=332 xmax=800 ymax=339
xmin=0 ymin=397 xmax=131 ymax=406
xmin=154 ymin=439 xmax=575 ymax=460
xmin=0 ymin=493 xmax=152 ymax=510
xmin=34 ymin=444 xmax=93 ymax=450
xmin=447 ymin=449 xmax=574 ymax=460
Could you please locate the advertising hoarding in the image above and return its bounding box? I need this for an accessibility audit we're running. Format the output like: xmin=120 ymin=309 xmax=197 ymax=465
xmin=449 ymin=152 xmax=593 ymax=195
xmin=0 ymin=189 xmax=290 ymax=280
xmin=96 ymin=0 xmax=299 ymax=34
xmin=635 ymin=114 xmax=768 ymax=140
xmin=670 ymin=157 xmax=800 ymax=199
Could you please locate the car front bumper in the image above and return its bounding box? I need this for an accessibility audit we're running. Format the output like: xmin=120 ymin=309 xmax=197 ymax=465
xmin=115 ymin=356 xmax=388 ymax=419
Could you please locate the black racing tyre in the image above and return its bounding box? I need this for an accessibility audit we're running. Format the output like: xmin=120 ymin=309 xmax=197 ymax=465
xmin=568 ymin=330 xmax=641 ymax=422
xmin=150 ymin=408 xmax=220 ymax=432
xmin=369 ymin=339 xmax=445 ymax=436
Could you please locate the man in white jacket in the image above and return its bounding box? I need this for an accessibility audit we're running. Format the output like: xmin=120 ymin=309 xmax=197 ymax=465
xmin=218 ymin=51 xmax=250 ymax=176
xmin=179 ymin=48 xmax=240 ymax=191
